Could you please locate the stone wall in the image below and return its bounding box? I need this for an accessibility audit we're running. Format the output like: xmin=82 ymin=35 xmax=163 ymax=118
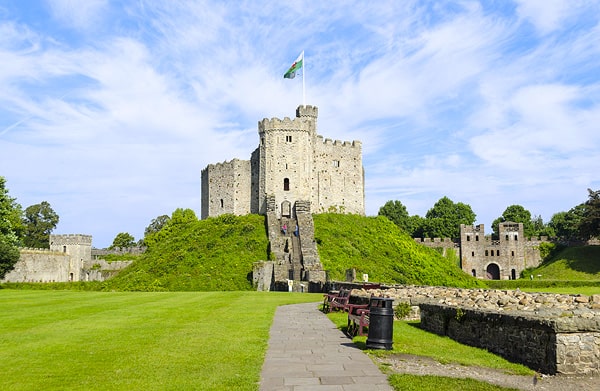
xmin=419 ymin=303 xmax=600 ymax=375
xmin=82 ymin=259 xmax=133 ymax=281
xmin=351 ymin=285 xmax=600 ymax=375
xmin=2 ymin=249 xmax=71 ymax=282
xmin=2 ymin=234 xmax=135 ymax=283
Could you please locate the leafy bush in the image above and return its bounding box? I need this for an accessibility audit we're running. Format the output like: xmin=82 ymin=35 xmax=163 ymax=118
xmin=394 ymin=302 xmax=411 ymax=319
xmin=538 ymin=241 xmax=565 ymax=262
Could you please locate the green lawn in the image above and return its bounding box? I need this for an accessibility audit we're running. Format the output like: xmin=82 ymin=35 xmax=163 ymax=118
xmin=0 ymin=290 xmax=321 ymax=391
xmin=326 ymin=311 xmax=533 ymax=377
xmin=388 ymin=374 xmax=520 ymax=391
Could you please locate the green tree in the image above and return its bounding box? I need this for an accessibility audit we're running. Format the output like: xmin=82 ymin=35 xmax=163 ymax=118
xmin=0 ymin=177 xmax=23 ymax=279
xmin=531 ymin=214 xmax=553 ymax=237
xmin=144 ymin=215 xmax=171 ymax=237
xmin=22 ymin=201 xmax=59 ymax=248
xmin=170 ymin=208 xmax=197 ymax=225
xmin=548 ymin=205 xmax=585 ymax=241
xmin=422 ymin=196 xmax=476 ymax=239
xmin=493 ymin=204 xmax=534 ymax=238
xmin=579 ymin=188 xmax=600 ymax=239
xmin=378 ymin=200 xmax=415 ymax=234
xmin=109 ymin=232 xmax=136 ymax=249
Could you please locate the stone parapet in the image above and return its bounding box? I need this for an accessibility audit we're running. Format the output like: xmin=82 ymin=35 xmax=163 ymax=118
xmin=349 ymin=285 xmax=600 ymax=375
xmin=419 ymin=303 xmax=600 ymax=375
xmin=358 ymin=286 xmax=600 ymax=317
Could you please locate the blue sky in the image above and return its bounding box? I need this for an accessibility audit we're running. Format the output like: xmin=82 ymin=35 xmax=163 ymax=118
xmin=1 ymin=1 xmax=599 ymax=248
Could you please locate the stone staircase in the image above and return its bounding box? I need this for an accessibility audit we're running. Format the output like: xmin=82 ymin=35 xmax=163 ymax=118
xmin=253 ymin=200 xmax=326 ymax=292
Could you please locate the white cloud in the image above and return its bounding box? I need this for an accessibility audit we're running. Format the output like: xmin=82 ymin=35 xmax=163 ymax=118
xmin=1 ymin=1 xmax=599 ymax=246
xmin=45 ymin=0 xmax=108 ymax=31
xmin=514 ymin=0 xmax=579 ymax=35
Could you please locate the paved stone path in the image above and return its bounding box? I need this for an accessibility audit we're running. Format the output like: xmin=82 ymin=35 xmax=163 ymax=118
xmin=259 ymin=302 xmax=393 ymax=390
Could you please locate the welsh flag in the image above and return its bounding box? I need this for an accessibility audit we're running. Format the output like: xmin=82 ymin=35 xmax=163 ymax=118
xmin=284 ymin=52 xmax=303 ymax=79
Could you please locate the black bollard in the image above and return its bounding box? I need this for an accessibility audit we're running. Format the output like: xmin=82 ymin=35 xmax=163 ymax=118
xmin=366 ymin=297 xmax=394 ymax=350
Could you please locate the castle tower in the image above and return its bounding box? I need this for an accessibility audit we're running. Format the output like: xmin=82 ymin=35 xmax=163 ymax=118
xmin=200 ymin=105 xmax=365 ymax=218
xmin=256 ymin=105 xmax=318 ymax=216
xmin=201 ymin=159 xmax=251 ymax=219
xmin=49 ymin=234 xmax=92 ymax=282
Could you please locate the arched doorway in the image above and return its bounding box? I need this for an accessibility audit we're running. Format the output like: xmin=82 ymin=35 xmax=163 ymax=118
xmin=486 ymin=263 xmax=500 ymax=280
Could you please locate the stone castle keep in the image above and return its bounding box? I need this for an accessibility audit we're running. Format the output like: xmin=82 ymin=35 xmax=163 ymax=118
xmin=201 ymin=105 xmax=364 ymax=218
xmin=201 ymin=105 xmax=365 ymax=291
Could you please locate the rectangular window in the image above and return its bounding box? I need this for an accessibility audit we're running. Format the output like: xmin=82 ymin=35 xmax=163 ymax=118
xmin=286 ymin=135 xmax=292 ymax=142
xmin=333 ymin=160 xmax=340 ymax=167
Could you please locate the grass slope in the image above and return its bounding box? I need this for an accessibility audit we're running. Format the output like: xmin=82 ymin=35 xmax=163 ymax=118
xmin=103 ymin=214 xmax=269 ymax=291
xmin=526 ymin=245 xmax=600 ymax=280
xmin=314 ymin=214 xmax=483 ymax=288
xmin=96 ymin=213 xmax=481 ymax=291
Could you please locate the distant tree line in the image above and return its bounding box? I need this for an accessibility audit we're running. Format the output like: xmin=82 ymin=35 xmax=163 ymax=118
xmin=378 ymin=189 xmax=600 ymax=241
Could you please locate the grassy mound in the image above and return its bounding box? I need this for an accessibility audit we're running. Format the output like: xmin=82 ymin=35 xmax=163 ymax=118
xmin=98 ymin=212 xmax=482 ymax=291
xmin=486 ymin=245 xmax=600 ymax=291
xmin=523 ymin=245 xmax=600 ymax=281
xmin=314 ymin=214 xmax=483 ymax=288
xmin=102 ymin=214 xmax=269 ymax=291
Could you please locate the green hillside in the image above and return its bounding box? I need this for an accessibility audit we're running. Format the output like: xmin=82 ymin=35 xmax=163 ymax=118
xmin=314 ymin=214 xmax=482 ymax=288
xmin=102 ymin=213 xmax=482 ymax=291
xmin=103 ymin=214 xmax=270 ymax=291
xmin=524 ymin=245 xmax=600 ymax=281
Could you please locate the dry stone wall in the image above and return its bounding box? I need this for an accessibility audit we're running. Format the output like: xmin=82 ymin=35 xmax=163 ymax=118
xmin=352 ymin=285 xmax=600 ymax=375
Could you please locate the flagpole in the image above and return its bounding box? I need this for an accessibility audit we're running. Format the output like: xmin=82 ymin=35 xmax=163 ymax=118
xmin=302 ymin=50 xmax=306 ymax=106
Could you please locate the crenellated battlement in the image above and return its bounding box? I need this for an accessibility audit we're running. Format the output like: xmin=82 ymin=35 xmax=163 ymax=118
xmin=258 ymin=116 xmax=312 ymax=133
xmin=258 ymin=104 xmax=318 ymax=134
xmin=460 ymin=224 xmax=484 ymax=233
xmin=317 ymin=136 xmax=361 ymax=148
xmin=296 ymin=105 xmax=318 ymax=118
xmin=19 ymin=248 xmax=66 ymax=255
xmin=49 ymin=234 xmax=92 ymax=246
xmin=414 ymin=237 xmax=456 ymax=244
xmin=202 ymin=158 xmax=248 ymax=173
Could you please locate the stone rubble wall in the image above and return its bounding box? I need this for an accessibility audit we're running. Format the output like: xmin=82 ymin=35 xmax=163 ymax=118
xmin=1 ymin=250 xmax=71 ymax=282
xmin=351 ymin=285 xmax=600 ymax=375
xmin=82 ymin=259 xmax=133 ymax=281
